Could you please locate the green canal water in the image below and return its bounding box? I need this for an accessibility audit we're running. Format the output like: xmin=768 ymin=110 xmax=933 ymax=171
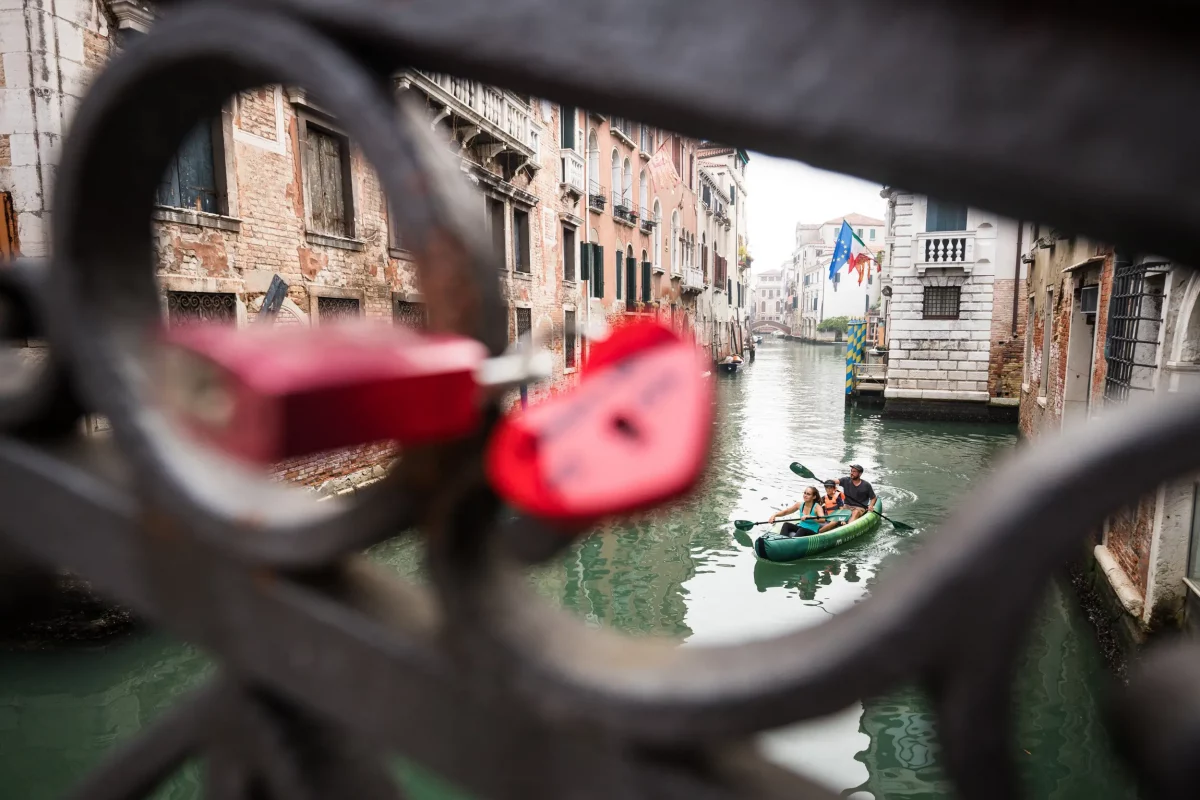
xmin=0 ymin=341 xmax=1138 ymax=799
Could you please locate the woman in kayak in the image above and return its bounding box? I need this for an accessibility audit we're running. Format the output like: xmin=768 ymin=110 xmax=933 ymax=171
xmin=768 ymin=486 xmax=826 ymax=537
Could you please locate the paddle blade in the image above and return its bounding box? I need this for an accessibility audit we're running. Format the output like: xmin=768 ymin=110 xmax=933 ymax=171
xmin=789 ymin=462 xmax=817 ymax=480
xmin=887 ymin=517 xmax=914 ymax=532
xmin=734 ymin=519 xmax=758 ymax=531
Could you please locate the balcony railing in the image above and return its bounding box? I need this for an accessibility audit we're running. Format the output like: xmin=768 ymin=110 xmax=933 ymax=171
xmin=639 ymin=208 xmax=658 ymax=234
xmin=588 ymin=181 xmax=607 ymax=213
xmin=560 ymin=149 xmax=585 ymax=196
xmin=682 ymin=266 xmax=705 ymax=293
xmin=612 ymin=191 xmax=636 ymax=225
xmin=409 ymin=71 xmax=536 ymax=156
xmin=914 ymin=230 xmax=975 ymax=273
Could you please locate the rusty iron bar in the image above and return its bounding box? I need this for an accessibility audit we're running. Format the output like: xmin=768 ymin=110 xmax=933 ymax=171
xmin=0 ymin=0 xmax=1198 ymax=798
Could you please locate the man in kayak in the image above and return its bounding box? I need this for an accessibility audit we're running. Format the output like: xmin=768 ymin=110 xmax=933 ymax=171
xmin=834 ymin=464 xmax=877 ymax=522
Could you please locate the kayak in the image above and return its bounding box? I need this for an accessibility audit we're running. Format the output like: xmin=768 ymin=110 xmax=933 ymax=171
xmin=753 ymin=500 xmax=883 ymax=562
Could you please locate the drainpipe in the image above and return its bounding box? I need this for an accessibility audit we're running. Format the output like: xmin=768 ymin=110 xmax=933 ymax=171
xmin=1012 ymin=220 xmax=1024 ymax=338
xmin=581 ymin=110 xmax=590 ymax=364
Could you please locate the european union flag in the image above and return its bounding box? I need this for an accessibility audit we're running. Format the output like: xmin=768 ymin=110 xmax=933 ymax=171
xmin=828 ymin=221 xmax=853 ymax=280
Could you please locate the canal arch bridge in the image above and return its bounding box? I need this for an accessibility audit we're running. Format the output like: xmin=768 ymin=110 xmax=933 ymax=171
xmin=751 ymin=321 xmax=791 ymax=336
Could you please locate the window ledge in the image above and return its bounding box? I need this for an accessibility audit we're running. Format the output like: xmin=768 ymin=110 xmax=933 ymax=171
xmin=1036 ymin=396 xmax=1048 ymax=408
xmin=388 ymin=247 xmax=414 ymax=260
xmin=153 ymin=206 xmax=242 ymax=233
xmin=306 ymin=231 xmax=365 ymax=252
xmin=1022 ymin=383 xmax=1032 ymax=395
xmin=512 ymin=270 xmax=534 ymax=280
xmin=612 ymin=129 xmax=636 ymax=148
xmin=564 ymin=367 xmax=578 ymax=375
xmin=563 ymin=279 xmax=578 ymax=286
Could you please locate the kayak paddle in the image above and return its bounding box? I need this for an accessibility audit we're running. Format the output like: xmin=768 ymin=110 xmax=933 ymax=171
xmin=787 ymin=462 xmax=915 ymax=532
xmin=734 ymin=516 xmax=820 ymax=531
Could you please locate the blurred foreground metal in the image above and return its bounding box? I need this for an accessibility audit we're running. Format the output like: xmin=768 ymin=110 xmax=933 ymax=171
xmin=2 ymin=1 xmax=1200 ymax=798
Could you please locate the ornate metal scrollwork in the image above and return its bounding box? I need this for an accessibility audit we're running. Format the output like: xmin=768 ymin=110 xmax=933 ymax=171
xmin=3 ymin=1 xmax=1200 ymax=798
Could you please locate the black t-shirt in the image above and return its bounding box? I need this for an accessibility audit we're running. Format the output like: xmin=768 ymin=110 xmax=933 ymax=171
xmin=840 ymin=477 xmax=876 ymax=509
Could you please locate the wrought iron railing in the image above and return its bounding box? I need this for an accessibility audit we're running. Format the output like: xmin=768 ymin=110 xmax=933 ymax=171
xmin=2 ymin=2 xmax=1199 ymax=800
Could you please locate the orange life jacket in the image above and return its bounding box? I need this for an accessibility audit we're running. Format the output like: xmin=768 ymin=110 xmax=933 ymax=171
xmin=822 ymin=492 xmax=844 ymax=513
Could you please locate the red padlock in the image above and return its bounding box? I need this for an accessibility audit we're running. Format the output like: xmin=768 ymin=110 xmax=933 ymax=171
xmin=156 ymin=323 xmax=489 ymax=465
xmin=486 ymin=321 xmax=714 ymax=527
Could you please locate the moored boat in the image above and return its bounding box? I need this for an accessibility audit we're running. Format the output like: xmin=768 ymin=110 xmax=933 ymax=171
xmin=753 ymin=500 xmax=884 ymax=561
xmin=718 ymin=354 xmax=744 ymax=374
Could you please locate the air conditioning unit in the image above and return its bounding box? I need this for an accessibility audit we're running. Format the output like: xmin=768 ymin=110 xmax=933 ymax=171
xmin=1079 ymin=284 xmax=1099 ymax=317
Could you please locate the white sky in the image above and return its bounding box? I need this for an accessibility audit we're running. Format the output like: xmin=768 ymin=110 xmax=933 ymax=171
xmin=745 ymin=153 xmax=886 ymax=274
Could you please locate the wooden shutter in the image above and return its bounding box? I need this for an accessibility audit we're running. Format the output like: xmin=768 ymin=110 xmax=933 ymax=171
xmin=580 ymin=242 xmax=592 ymax=282
xmin=641 ymin=261 xmax=652 ymax=302
xmin=626 ymin=256 xmax=637 ymax=307
xmin=592 ymin=245 xmax=604 ymax=298
xmin=615 ymin=250 xmax=623 ymax=299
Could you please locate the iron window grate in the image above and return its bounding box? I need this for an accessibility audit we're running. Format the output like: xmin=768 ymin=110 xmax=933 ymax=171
xmin=565 ymin=310 xmax=576 ymax=368
xmin=1104 ymin=259 xmax=1168 ymax=404
xmin=166 ymin=290 xmax=237 ymax=326
xmin=393 ymin=299 xmax=426 ymax=330
xmin=515 ymin=307 xmax=532 ymax=342
xmin=922 ymin=286 xmax=961 ymax=319
xmin=317 ymin=296 xmax=361 ymax=322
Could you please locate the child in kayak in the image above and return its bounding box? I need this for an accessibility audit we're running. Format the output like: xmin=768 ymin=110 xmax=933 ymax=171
xmin=768 ymin=486 xmax=826 ymax=537
xmin=818 ymin=480 xmax=846 ymax=532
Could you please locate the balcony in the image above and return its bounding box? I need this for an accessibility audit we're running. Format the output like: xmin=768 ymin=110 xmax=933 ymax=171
xmin=682 ymin=267 xmax=705 ymax=294
xmin=588 ymin=181 xmax=607 ymax=214
xmin=610 ymin=116 xmax=636 ymax=148
xmin=639 ymin=208 xmax=658 ymax=234
xmin=560 ymin=149 xmax=585 ymax=197
xmin=612 ymin=191 xmax=637 ymax=226
xmin=914 ymin=230 xmax=975 ymax=274
xmin=402 ymin=71 xmax=538 ymax=173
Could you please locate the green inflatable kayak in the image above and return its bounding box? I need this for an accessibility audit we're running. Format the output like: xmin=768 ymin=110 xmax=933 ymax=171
xmin=753 ymin=500 xmax=883 ymax=562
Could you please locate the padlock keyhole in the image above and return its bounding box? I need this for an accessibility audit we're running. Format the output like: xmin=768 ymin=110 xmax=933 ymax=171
xmin=612 ymin=414 xmax=640 ymax=440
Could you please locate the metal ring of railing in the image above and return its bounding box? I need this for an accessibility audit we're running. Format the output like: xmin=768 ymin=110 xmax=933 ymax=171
xmin=45 ymin=1 xmax=504 ymax=568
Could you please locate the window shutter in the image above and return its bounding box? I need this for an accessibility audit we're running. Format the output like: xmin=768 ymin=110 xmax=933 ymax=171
xmin=616 ymin=251 xmax=624 ymax=299
xmin=592 ymin=245 xmax=604 ymax=298
xmin=642 ymin=262 xmax=652 ymax=302
xmin=580 ymin=242 xmax=592 ymax=282
xmin=626 ymin=256 xmax=637 ymax=304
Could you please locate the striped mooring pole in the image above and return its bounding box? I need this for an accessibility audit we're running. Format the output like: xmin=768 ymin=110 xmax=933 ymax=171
xmin=846 ymin=319 xmax=867 ymax=396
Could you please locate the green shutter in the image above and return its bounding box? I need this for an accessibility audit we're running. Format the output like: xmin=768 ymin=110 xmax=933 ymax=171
xmin=580 ymin=242 xmax=592 ymax=282
xmin=615 ymin=251 xmax=623 ymax=299
xmin=593 ymin=245 xmax=604 ymax=298
xmin=642 ymin=261 xmax=652 ymax=302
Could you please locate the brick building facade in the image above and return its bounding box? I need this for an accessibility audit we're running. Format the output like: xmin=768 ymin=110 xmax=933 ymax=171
xmin=1018 ymin=231 xmax=1200 ymax=643
xmin=3 ymin=2 xmax=752 ymax=492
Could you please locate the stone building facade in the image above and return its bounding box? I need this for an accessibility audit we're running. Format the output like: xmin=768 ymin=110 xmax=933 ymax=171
xmin=879 ymin=190 xmax=1025 ymax=419
xmin=795 ymin=213 xmax=884 ymax=341
xmin=1018 ymin=234 xmax=1200 ymax=643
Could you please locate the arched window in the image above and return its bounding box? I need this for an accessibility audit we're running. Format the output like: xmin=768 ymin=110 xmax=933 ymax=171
xmin=639 ymin=170 xmax=648 ymax=221
xmin=587 ymin=130 xmax=599 ymax=192
xmin=652 ymin=199 xmax=662 ymax=269
xmin=670 ymin=211 xmax=680 ymax=274
xmin=622 ymin=158 xmax=633 ymax=208
xmin=610 ymin=150 xmax=621 ymax=208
